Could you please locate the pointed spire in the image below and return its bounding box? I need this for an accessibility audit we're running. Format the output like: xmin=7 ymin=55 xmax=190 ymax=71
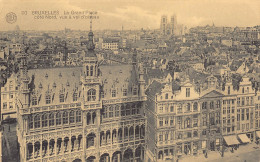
xmin=87 ymin=19 xmax=95 ymax=51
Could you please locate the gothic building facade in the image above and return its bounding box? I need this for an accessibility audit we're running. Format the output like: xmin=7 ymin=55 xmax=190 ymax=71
xmin=15 ymin=30 xmax=147 ymax=162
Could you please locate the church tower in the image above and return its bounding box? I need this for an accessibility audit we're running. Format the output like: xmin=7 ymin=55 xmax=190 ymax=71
xmin=18 ymin=49 xmax=30 ymax=109
xmin=81 ymin=20 xmax=101 ymax=106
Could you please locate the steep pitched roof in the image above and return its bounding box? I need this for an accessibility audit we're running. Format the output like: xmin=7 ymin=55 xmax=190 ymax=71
xmin=145 ymin=80 xmax=164 ymax=97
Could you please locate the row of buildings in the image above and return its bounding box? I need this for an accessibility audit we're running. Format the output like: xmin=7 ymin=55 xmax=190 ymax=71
xmin=0 ymin=26 xmax=260 ymax=162
xmin=145 ymin=71 xmax=260 ymax=161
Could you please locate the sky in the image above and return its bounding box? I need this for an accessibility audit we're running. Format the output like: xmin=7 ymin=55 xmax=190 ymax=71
xmin=0 ymin=0 xmax=259 ymax=31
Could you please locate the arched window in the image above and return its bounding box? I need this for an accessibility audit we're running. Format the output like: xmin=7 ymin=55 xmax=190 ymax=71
xmin=63 ymin=111 xmax=68 ymax=124
xmin=56 ymin=112 xmax=61 ymax=125
xmin=34 ymin=115 xmax=41 ymax=128
xmin=49 ymin=113 xmax=55 ymax=126
xmin=76 ymin=110 xmax=82 ymax=122
xmin=87 ymin=89 xmax=96 ymax=101
xmin=90 ymin=66 xmax=94 ymax=76
xmin=42 ymin=114 xmax=48 ymax=127
xmin=69 ymin=111 xmax=75 ymax=123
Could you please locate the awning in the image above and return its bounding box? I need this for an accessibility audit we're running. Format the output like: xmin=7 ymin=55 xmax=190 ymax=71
xmin=238 ymin=134 xmax=250 ymax=143
xmin=224 ymin=135 xmax=240 ymax=146
xmin=256 ymin=131 xmax=260 ymax=138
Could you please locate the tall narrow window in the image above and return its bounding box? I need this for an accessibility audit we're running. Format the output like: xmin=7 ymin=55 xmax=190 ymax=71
xmin=186 ymin=88 xmax=190 ymax=97
xmin=29 ymin=116 xmax=33 ymax=129
xmin=202 ymin=102 xmax=207 ymax=109
xmin=49 ymin=113 xmax=55 ymax=126
xmin=86 ymin=66 xmax=89 ymax=76
xmin=45 ymin=95 xmax=51 ymax=104
xmin=193 ymin=102 xmax=198 ymax=111
xmin=133 ymin=88 xmax=138 ymax=95
xmin=56 ymin=112 xmax=61 ymax=125
xmin=210 ymin=101 xmax=214 ymax=109
xmin=216 ymin=100 xmax=221 ymax=108
xmin=32 ymin=96 xmax=38 ymax=106
xmin=112 ymin=90 xmax=116 ymax=98
xmin=123 ymin=89 xmax=127 ymax=96
xmin=42 ymin=114 xmax=48 ymax=127
xmin=165 ymin=93 xmax=168 ymax=99
xmin=115 ymin=106 xmax=120 ymax=117
xmin=63 ymin=111 xmax=68 ymax=124
xmin=69 ymin=111 xmax=75 ymax=123
xmin=34 ymin=115 xmax=41 ymax=128
xmin=228 ymin=86 xmax=230 ymax=94
xmin=87 ymin=89 xmax=96 ymax=101
xmin=59 ymin=94 xmax=65 ymax=103
xmin=90 ymin=66 xmax=94 ymax=76
xmin=73 ymin=93 xmax=78 ymax=102
xmin=76 ymin=110 xmax=82 ymax=122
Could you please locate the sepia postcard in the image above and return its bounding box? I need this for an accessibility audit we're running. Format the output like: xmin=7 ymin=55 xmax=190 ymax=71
xmin=0 ymin=0 xmax=259 ymax=162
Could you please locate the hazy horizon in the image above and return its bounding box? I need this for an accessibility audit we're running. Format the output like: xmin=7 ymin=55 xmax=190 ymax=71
xmin=0 ymin=0 xmax=259 ymax=31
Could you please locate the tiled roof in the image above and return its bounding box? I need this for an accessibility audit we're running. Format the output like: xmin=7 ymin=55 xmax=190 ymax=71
xmin=27 ymin=67 xmax=82 ymax=106
xmin=100 ymin=65 xmax=139 ymax=99
xmin=25 ymin=64 xmax=140 ymax=106
xmin=145 ymin=80 xmax=164 ymax=97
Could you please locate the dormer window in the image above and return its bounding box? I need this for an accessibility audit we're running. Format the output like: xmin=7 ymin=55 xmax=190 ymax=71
xmin=45 ymin=95 xmax=51 ymax=104
xmin=60 ymin=94 xmax=65 ymax=103
xmin=242 ymin=87 xmax=245 ymax=93
xmin=32 ymin=96 xmax=38 ymax=106
xmin=112 ymin=90 xmax=116 ymax=98
xmin=73 ymin=93 xmax=78 ymax=102
xmin=87 ymin=89 xmax=96 ymax=101
xmin=123 ymin=89 xmax=127 ymax=96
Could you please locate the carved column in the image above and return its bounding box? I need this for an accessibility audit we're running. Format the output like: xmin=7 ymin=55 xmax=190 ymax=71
xmin=32 ymin=142 xmax=35 ymax=159
xmin=117 ymin=153 xmax=121 ymax=162
xmin=39 ymin=141 xmax=42 ymax=158
xmin=68 ymin=137 xmax=71 ymax=152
